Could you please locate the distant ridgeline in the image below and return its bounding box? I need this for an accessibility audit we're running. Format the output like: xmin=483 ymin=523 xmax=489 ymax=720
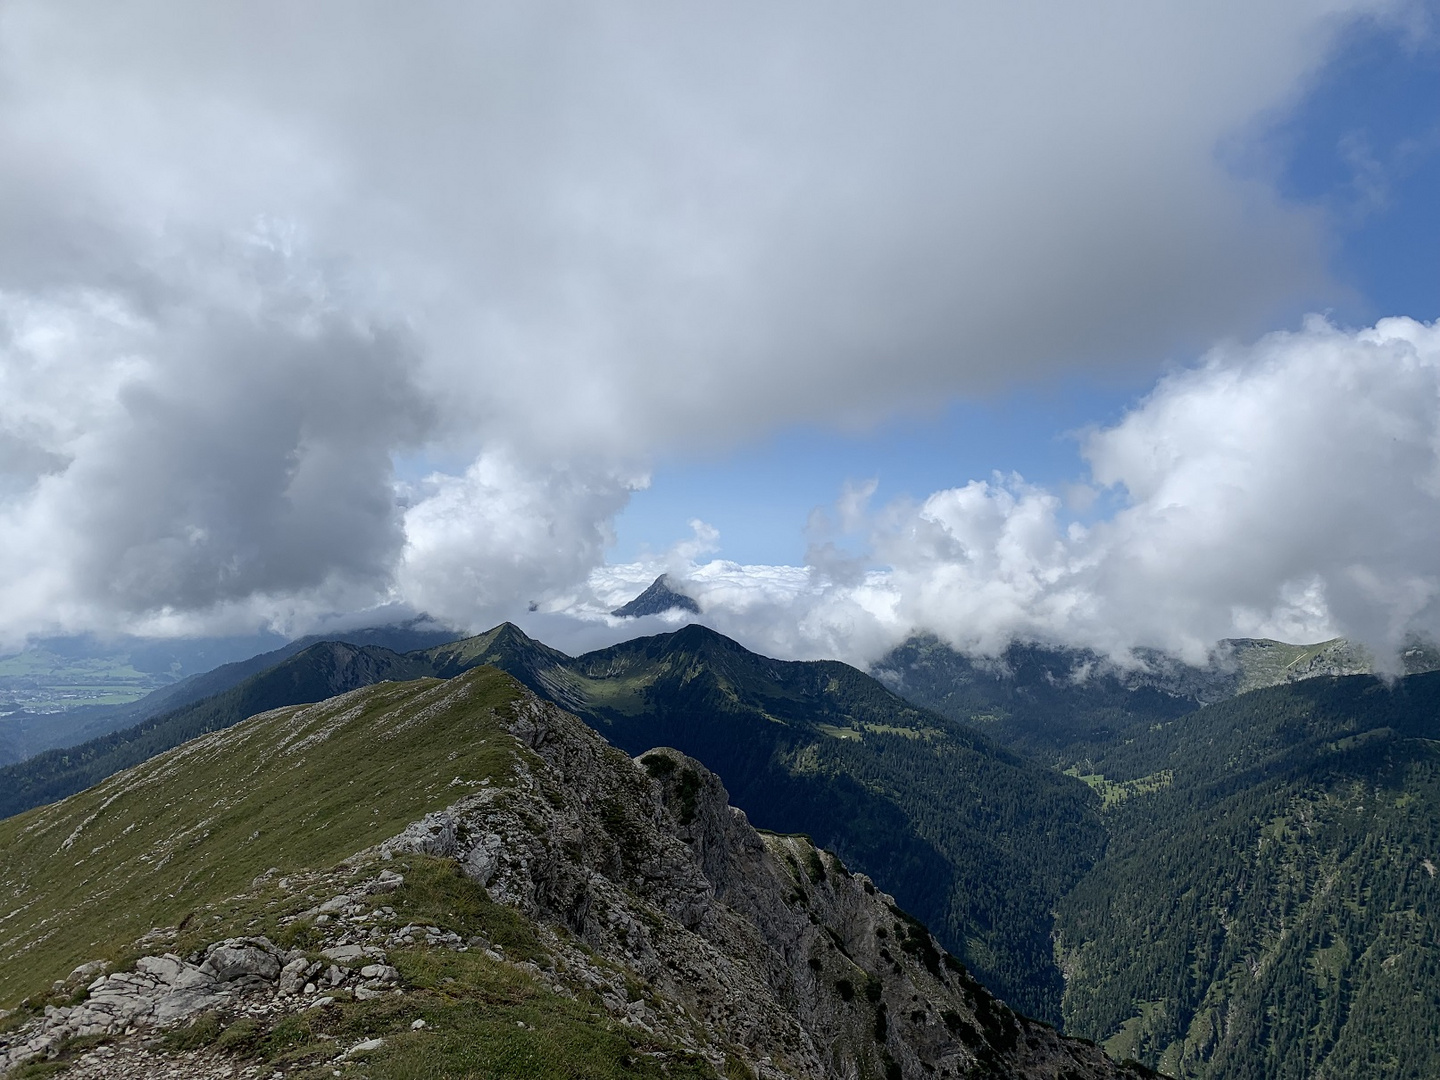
xmin=2 ymin=616 xmax=1439 ymax=1079
xmin=871 ymin=633 xmax=1440 ymax=769
xmin=0 ymin=620 xmax=463 ymax=767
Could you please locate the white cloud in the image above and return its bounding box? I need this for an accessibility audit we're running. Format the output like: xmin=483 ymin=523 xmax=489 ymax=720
xmin=567 ymin=319 xmax=1440 ymax=668
xmin=1074 ymin=316 xmax=1440 ymax=659
xmin=397 ymin=451 xmax=640 ymax=631
xmin=0 ymin=1 xmax=1422 ymax=647
xmin=0 ymin=260 xmax=434 ymax=647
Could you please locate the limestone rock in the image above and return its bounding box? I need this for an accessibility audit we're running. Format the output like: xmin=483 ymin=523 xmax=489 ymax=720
xmin=0 ymin=939 xmax=291 ymax=1073
xmin=366 ymin=869 xmax=405 ymax=893
xmin=382 ymin=811 xmax=458 ymax=857
xmin=199 ymin=942 xmax=282 ymax=983
xmin=320 ymin=944 xmax=368 ymax=965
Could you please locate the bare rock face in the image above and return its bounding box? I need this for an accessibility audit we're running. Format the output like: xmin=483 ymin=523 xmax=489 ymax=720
xmin=404 ymin=691 xmax=1154 ymax=1080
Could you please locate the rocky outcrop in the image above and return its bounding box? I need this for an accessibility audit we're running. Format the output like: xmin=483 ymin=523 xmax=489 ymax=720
xmin=0 ymin=895 xmax=413 ymax=1075
xmin=367 ymin=689 xmax=1153 ymax=1080
xmin=0 ymin=939 xmax=286 ymax=1069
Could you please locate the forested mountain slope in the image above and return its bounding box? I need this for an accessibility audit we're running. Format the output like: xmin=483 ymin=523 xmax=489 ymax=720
xmin=876 ymin=636 xmax=1440 ymax=1078
xmin=483 ymin=623 xmax=1106 ymax=1023
xmin=872 ymin=634 xmax=1440 ymax=770
xmin=871 ymin=637 xmax=1200 ymax=768
xmin=1052 ymin=673 xmax=1440 ymax=1079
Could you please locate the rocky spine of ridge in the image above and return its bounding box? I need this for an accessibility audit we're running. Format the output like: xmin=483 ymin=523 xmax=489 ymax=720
xmin=0 ymin=677 xmax=1151 ymax=1079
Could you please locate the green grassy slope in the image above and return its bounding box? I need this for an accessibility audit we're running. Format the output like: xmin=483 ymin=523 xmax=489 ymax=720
xmin=0 ymin=621 xmax=464 ymax=769
xmin=0 ymin=631 xmax=566 ymax=825
xmin=0 ymin=671 xmax=746 ymax=1078
xmin=0 ymin=641 xmax=433 ymax=820
xmin=0 ymin=670 xmax=520 ymax=1007
xmin=420 ymin=623 xmax=582 ymax=708
xmin=1053 ymin=673 xmax=1440 ymax=1079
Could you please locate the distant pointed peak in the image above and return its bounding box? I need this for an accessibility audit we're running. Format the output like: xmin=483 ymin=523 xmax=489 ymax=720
xmin=611 ymin=574 xmax=701 ymax=619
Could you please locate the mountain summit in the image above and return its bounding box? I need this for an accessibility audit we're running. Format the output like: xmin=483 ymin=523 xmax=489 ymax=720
xmin=611 ymin=574 xmax=702 ymax=618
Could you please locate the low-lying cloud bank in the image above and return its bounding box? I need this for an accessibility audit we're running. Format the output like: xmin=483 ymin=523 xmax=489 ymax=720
xmin=562 ymin=318 xmax=1440 ymax=667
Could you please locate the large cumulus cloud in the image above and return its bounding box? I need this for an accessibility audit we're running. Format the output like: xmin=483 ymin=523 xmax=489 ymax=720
xmin=0 ymin=247 xmax=435 ymax=641
xmin=0 ymin=0 xmax=1417 ymax=648
xmin=578 ymin=319 xmax=1440 ymax=667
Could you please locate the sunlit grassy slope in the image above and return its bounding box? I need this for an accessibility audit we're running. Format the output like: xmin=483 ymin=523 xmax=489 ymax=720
xmin=0 ymin=670 xmax=521 ymax=1006
xmin=0 ymin=641 xmax=435 ymax=819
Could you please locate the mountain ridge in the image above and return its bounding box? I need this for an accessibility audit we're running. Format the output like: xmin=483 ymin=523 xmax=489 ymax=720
xmin=0 ymin=621 xmax=1106 ymax=1024
xmin=8 ymin=619 xmax=1440 ymax=1077
xmin=0 ymin=667 xmax=1148 ymax=1080
xmin=455 ymin=622 xmax=1105 ymax=1022
xmin=869 ymin=633 xmax=1440 ymax=773
xmin=0 ymin=619 xmax=463 ymax=767
xmin=0 ymin=641 xmax=432 ymax=819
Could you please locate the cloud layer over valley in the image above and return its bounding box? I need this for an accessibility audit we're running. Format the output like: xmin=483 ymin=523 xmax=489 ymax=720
xmin=1 ymin=0 xmax=1434 ymax=665
xmin=580 ymin=318 xmax=1440 ymax=666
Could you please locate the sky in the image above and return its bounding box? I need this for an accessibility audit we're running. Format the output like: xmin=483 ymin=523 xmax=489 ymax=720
xmin=1 ymin=1 xmax=1438 ymax=668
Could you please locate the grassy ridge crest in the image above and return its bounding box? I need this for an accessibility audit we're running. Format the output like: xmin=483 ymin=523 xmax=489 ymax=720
xmin=0 ymin=668 xmax=522 ymax=1006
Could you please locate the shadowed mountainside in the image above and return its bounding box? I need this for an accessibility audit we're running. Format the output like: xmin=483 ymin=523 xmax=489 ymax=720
xmin=870 ymin=633 xmax=1440 ymax=771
